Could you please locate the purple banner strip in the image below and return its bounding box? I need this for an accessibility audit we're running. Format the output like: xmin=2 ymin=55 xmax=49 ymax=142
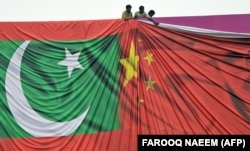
xmin=154 ymin=14 xmax=250 ymax=34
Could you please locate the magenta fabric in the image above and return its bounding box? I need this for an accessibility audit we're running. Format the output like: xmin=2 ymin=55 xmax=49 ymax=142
xmin=154 ymin=14 xmax=250 ymax=34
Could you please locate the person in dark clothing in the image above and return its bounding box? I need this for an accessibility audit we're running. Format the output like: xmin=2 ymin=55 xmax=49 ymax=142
xmin=147 ymin=10 xmax=159 ymax=25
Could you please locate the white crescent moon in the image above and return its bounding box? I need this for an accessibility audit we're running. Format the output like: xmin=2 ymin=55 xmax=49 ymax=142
xmin=5 ymin=40 xmax=90 ymax=137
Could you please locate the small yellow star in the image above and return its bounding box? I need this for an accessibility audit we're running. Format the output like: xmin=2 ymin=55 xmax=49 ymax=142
xmin=138 ymin=98 xmax=144 ymax=103
xmin=145 ymin=77 xmax=155 ymax=90
xmin=120 ymin=41 xmax=139 ymax=86
xmin=144 ymin=52 xmax=154 ymax=65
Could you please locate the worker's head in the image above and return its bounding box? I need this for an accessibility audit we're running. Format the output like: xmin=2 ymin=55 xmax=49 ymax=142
xmin=148 ymin=10 xmax=155 ymax=17
xmin=139 ymin=6 xmax=144 ymax=12
xmin=126 ymin=4 xmax=132 ymax=12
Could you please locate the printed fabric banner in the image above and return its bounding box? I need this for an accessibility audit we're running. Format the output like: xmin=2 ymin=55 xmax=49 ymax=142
xmin=0 ymin=19 xmax=249 ymax=151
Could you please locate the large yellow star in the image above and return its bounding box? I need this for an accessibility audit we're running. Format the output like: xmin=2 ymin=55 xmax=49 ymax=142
xmin=144 ymin=52 xmax=154 ymax=65
xmin=145 ymin=77 xmax=155 ymax=90
xmin=120 ymin=41 xmax=139 ymax=86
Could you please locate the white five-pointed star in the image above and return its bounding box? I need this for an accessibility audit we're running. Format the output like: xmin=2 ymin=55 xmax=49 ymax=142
xmin=58 ymin=47 xmax=83 ymax=78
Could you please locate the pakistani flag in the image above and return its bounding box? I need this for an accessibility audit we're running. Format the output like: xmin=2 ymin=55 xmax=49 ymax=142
xmin=0 ymin=35 xmax=122 ymax=150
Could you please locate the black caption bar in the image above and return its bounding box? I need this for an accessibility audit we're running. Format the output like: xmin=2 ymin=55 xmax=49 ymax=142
xmin=138 ymin=135 xmax=250 ymax=151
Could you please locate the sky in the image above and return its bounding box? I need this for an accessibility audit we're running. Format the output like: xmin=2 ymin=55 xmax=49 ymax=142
xmin=1 ymin=0 xmax=250 ymax=21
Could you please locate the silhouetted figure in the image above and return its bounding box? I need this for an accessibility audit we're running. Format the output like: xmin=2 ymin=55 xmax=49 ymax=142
xmin=134 ymin=6 xmax=147 ymax=18
xmin=147 ymin=10 xmax=159 ymax=25
xmin=122 ymin=4 xmax=133 ymax=20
